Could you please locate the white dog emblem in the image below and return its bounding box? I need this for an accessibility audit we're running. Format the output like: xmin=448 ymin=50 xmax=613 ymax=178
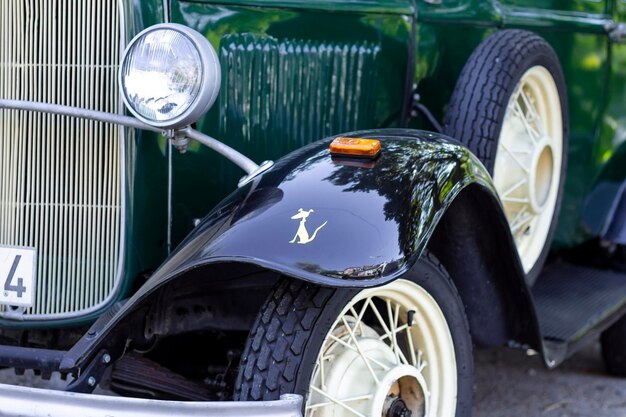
xmin=289 ymin=208 xmax=328 ymax=244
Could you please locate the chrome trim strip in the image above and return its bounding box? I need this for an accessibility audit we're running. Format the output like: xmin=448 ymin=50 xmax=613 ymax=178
xmin=167 ymin=141 xmax=173 ymax=254
xmin=0 ymin=100 xmax=261 ymax=175
xmin=183 ymin=127 xmax=259 ymax=174
xmin=0 ymin=384 xmax=303 ymax=417
xmin=164 ymin=0 xmax=173 ymax=254
xmin=114 ymin=0 xmax=129 ymax=320
xmin=0 ymin=100 xmax=160 ymax=133
xmin=163 ymin=0 xmax=171 ymax=22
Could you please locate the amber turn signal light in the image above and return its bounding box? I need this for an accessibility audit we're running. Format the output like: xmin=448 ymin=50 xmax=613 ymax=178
xmin=330 ymin=137 xmax=381 ymax=159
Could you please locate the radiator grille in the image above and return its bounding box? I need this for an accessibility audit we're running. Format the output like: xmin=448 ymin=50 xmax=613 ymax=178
xmin=0 ymin=0 xmax=123 ymax=318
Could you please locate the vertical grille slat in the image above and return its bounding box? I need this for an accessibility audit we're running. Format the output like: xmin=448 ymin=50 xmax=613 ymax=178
xmin=0 ymin=0 xmax=123 ymax=319
xmin=218 ymin=35 xmax=380 ymax=161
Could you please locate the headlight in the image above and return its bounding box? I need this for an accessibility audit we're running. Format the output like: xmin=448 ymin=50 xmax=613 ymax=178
xmin=119 ymin=23 xmax=220 ymax=129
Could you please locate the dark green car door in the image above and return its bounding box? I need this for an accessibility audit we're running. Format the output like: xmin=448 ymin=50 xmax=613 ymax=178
xmin=584 ymin=0 xmax=626 ymax=242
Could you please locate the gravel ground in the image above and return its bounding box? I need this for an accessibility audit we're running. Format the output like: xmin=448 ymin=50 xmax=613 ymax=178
xmin=473 ymin=342 xmax=626 ymax=417
xmin=1 ymin=342 xmax=625 ymax=416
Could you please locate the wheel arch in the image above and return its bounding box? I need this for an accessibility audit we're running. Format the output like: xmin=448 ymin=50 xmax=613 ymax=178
xmin=427 ymin=183 xmax=541 ymax=349
xmin=136 ymin=181 xmax=542 ymax=349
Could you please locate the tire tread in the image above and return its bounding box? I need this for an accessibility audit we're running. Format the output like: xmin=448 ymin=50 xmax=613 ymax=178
xmin=234 ymin=279 xmax=336 ymax=401
xmin=444 ymin=30 xmax=553 ymax=172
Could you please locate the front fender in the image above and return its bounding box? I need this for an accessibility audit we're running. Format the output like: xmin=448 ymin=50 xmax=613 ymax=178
xmin=65 ymin=129 xmax=523 ymax=369
xmin=147 ymin=129 xmax=497 ymax=287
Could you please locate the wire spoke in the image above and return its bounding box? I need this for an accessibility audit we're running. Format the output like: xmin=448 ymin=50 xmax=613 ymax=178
xmin=319 ymin=352 xmax=327 ymax=391
xmin=367 ymin=298 xmax=393 ymax=341
xmin=500 ymin=178 xmax=527 ymax=198
xmin=379 ymin=323 xmax=410 ymax=341
xmin=405 ymin=324 xmax=418 ymax=367
xmin=386 ymin=301 xmax=399 ymax=365
xmin=510 ymin=94 xmax=542 ymax=144
xmin=509 ymin=207 xmax=528 ymax=227
xmin=347 ymin=297 xmax=371 ymax=337
xmin=501 ymin=196 xmax=530 ymax=204
xmin=394 ymin=304 xmax=410 ymax=365
xmin=419 ymin=357 xmax=428 ymax=373
xmin=385 ymin=301 xmax=409 ymax=366
xmin=328 ymin=334 xmax=390 ymax=371
xmin=516 ymin=99 xmax=542 ymax=141
xmin=499 ymin=140 xmax=531 ymax=174
xmin=309 ymin=386 xmax=368 ymax=417
xmin=306 ymin=394 xmax=374 ymax=411
xmin=348 ymin=306 xmax=361 ymax=335
xmin=510 ymin=211 xmax=535 ymax=234
xmin=342 ymin=316 xmax=381 ymax=384
xmin=519 ymin=88 xmax=546 ymax=137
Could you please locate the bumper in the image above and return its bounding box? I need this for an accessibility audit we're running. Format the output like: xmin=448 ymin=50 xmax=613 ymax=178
xmin=0 ymin=383 xmax=303 ymax=417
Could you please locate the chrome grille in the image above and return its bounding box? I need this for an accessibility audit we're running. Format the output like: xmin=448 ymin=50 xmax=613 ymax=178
xmin=0 ymin=0 xmax=123 ymax=319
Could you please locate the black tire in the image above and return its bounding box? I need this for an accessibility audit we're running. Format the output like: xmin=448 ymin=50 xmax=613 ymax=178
xmin=444 ymin=29 xmax=569 ymax=284
xmin=234 ymin=252 xmax=473 ymax=417
xmin=601 ymin=314 xmax=626 ymax=376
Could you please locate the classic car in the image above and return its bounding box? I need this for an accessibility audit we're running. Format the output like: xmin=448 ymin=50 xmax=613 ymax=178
xmin=1 ymin=0 xmax=626 ymax=416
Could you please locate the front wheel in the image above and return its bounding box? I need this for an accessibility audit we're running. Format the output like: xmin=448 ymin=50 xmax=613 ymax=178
xmin=235 ymin=253 xmax=473 ymax=417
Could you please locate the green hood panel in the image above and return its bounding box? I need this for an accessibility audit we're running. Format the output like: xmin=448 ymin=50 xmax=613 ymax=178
xmin=176 ymin=0 xmax=415 ymax=15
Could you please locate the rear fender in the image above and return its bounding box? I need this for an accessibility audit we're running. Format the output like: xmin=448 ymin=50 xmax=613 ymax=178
xmin=581 ymin=143 xmax=626 ymax=244
xmin=63 ymin=129 xmax=540 ymax=370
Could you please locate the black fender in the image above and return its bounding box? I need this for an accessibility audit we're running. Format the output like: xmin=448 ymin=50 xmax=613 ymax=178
xmin=584 ymin=180 xmax=626 ymax=245
xmin=63 ymin=129 xmax=541 ymax=370
xmin=581 ymin=142 xmax=626 ymax=244
xmin=605 ymin=186 xmax=626 ymax=244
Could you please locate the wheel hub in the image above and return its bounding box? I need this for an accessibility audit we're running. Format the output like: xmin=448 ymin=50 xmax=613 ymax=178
xmin=385 ymin=397 xmax=413 ymax=417
xmin=498 ymin=118 xmax=556 ymax=217
xmin=318 ymin=326 xmax=428 ymax=417
xmin=373 ymin=365 xmax=428 ymax=417
xmin=528 ymin=138 xmax=555 ymax=214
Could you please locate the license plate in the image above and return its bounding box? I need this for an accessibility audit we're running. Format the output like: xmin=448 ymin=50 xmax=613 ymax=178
xmin=0 ymin=246 xmax=36 ymax=308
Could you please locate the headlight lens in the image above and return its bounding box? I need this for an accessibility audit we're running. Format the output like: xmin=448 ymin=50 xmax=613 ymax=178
xmin=120 ymin=24 xmax=221 ymax=128
xmin=122 ymin=30 xmax=201 ymax=122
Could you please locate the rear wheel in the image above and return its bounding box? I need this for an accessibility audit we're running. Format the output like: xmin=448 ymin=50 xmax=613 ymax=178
xmin=444 ymin=30 xmax=569 ymax=284
xmin=235 ymin=253 xmax=473 ymax=417
xmin=601 ymin=314 xmax=626 ymax=376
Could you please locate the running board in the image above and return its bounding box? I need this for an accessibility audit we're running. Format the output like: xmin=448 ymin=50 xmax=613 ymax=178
xmin=532 ymin=262 xmax=626 ymax=367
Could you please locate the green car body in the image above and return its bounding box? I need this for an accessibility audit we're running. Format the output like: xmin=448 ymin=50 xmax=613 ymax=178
xmin=172 ymin=0 xmax=626 ymax=256
xmin=1 ymin=0 xmax=622 ymax=328
xmin=168 ymin=0 xmax=626 ymax=252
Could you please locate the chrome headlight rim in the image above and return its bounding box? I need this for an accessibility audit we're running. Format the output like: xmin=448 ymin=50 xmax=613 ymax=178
xmin=119 ymin=23 xmax=221 ymax=129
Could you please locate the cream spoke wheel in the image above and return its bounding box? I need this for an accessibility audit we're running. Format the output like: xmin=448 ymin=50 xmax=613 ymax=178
xmin=494 ymin=65 xmax=563 ymax=274
xmin=444 ymin=30 xmax=568 ymax=283
xmin=305 ymin=279 xmax=457 ymax=417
